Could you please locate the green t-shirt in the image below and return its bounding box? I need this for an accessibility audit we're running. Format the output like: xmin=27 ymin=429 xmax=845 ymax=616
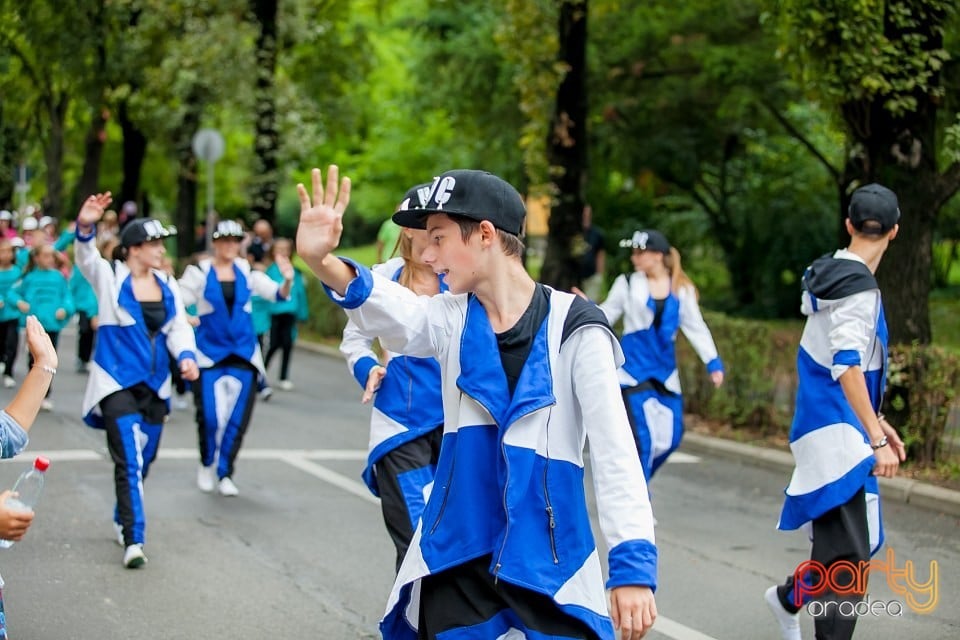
xmin=377 ymin=219 xmax=402 ymax=260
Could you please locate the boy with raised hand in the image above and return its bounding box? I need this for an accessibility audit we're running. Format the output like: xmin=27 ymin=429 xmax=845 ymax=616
xmin=296 ymin=166 xmax=657 ymax=640
xmin=765 ymin=183 xmax=907 ymax=640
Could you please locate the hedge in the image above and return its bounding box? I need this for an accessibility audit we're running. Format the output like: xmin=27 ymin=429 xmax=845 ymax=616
xmin=677 ymin=312 xmax=960 ymax=467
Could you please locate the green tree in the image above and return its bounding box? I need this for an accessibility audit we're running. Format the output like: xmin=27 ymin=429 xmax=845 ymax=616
xmin=774 ymin=0 xmax=960 ymax=344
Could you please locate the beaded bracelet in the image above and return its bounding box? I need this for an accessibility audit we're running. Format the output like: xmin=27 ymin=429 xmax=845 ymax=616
xmin=35 ymin=365 xmax=57 ymax=376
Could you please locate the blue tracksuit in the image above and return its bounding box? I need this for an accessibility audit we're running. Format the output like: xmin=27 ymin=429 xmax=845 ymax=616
xmin=598 ymin=272 xmax=723 ymax=480
xmin=178 ymin=258 xmax=284 ymax=480
xmin=325 ymin=260 xmax=657 ymax=640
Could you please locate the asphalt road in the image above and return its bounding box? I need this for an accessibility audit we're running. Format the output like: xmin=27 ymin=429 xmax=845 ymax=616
xmin=0 ymin=330 xmax=956 ymax=639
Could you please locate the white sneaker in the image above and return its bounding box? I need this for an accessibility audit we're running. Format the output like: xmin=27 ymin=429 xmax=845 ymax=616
xmin=173 ymin=395 xmax=189 ymax=411
xmin=40 ymin=399 xmax=54 ymax=412
xmin=196 ymin=465 xmax=216 ymax=493
xmin=3 ymin=375 xmax=15 ymax=388
xmin=278 ymin=380 xmax=294 ymax=391
xmin=765 ymin=585 xmax=802 ymax=640
xmin=113 ymin=521 xmax=124 ymax=547
xmin=123 ymin=544 xmax=147 ymax=569
xmin=218 ymin=476 xmax=239 ymax=497
xmin=258 ymin=386 xmax=273 ymax=402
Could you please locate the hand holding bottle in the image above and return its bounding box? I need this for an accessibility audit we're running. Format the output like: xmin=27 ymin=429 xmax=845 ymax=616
xmin=0 ymin=491 xmax=34 ymax=542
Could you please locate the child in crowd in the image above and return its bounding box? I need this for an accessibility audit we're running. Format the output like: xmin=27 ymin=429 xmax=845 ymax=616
xmin=264 ymin=238 xmax=309 ymax=391
xmin=8 ymin=243 xmax=74 ymax=411
xmin=0 ymin=239 xmax=21 ymax=388
xmin=339 ymin=184 xmax=445 ymax=572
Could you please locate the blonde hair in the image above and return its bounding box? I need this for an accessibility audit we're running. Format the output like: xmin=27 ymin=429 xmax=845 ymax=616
xmin=664 ymin=247 xmax=697 ymax=299
xmin=396 ymin=232 xmax=416 ymax=290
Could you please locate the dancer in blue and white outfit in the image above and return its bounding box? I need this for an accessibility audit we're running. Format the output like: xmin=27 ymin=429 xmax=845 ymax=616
xmin=74 ymin=193 xmax=200 ymax=569
xmin=340 ymin=184 xmax=446 ymax=572
xmin=765 ymin=184 xmax=907 ymax=640
xmin=178 ymin=220 xmax=294 ymax=497
xmin=297 ymin=166 xmax=657 ymax=640
xmin=593 ymin=229 xmax=723 ymax=482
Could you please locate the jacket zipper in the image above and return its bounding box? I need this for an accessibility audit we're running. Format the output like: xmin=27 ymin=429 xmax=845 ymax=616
xmin=493 ymin=436 xmax=511 ymax=583
xmin=429 ymin=419 xmax=458 ymax=535
xmin=543 ymin=464 xmax=559 ymax=564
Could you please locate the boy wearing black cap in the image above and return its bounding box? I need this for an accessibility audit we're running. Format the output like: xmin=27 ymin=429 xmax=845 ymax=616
xmin=765 ymin=183 xmax=907 ymax=640
xmin=296 ymin=166 xmax=657 ymax=640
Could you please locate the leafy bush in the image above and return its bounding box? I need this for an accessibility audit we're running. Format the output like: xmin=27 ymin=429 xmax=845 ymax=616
xmin=886 ymin=345 xmax=960 ymax=466
xmin=677 ymin=312 xmax=799 ymax=433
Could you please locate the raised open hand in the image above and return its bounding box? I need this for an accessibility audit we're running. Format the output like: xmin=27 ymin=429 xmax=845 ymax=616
xmin=77 ymin=192 xmax=113 ymax=228
xmin=25 ymin=315 xmax=58 ymax=370
xmin=296 ymin=166 xmax=351 ymax=265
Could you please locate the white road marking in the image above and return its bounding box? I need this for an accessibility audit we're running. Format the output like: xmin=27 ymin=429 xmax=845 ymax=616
xmin=279 ymin=455 xmax=379 ymax=505
xmin=654 ymin=615 xmax=720 ymax=640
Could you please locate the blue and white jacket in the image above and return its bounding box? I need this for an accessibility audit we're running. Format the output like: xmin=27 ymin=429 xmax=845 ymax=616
xmin=599 ymin=272 xmax=722 ymax=392
xmin=325 ymin=260 xmax=658 ymax=640
xmin=778 ymin=249 xmax=886 ymax=554
xmin=339 ymin=258 xmax=445 ymax=496
xmin=178 ymin=258 xmax=283 ymax=375
xmin=74 ymin=227 xmax=198 ymax=428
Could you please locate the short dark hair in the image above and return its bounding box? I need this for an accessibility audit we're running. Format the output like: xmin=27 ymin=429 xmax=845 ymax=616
xmin=450 ymin=216 xmax=525 ymax=258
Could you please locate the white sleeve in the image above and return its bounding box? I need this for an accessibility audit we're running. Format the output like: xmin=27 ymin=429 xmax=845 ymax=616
xmin=340 ymin=318 xmax=380 ymax=384
xmin=74 ymin=232 xmax=115 ymax=297
xmin=572 ymin=326 xmax=656 ymax=548
xmin=597 ymin=274 xmax=629 ymax=326
xmin=341 ymin=272 xmax=454 ymax=360
xmin=250 ymin=269 xmax=281 ymax=299
xmin=177 ymin=265 xmax=205 ymax=307
xmin=164 ymin=276 xmax=199 ymax=360
xmin=677 ymin=286 xmax=721 ymax=366
xmin=828 ymin=291 xmax=876 ymax=380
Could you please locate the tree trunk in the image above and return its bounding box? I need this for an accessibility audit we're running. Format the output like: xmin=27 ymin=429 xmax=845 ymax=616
xmin=41 ymin=95 xmax=69 ymax=219
xmin=839 ymin=99 xmax=940 ymax=345
xmin=75 ymin=107 xmax=109 ymax=209
xmin=249 ymin=0 xmax=280 ymax=225
xmin=540 ymin=0 xmax=587 ymax=291
xmin=174 ymin=99 xmax=203 ymax=261
xmin=118 ymin=101 xmax=148 ymax=210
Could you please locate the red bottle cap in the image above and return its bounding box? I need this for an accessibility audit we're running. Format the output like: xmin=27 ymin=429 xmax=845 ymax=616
xmin=33 ymin=456 xmax=50 ymax=472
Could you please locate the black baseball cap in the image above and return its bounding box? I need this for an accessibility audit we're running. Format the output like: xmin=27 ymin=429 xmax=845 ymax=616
xmin=619 ymin=229 xmax=670 ymax=253
xmin=392 ymin=170 xmax=526 ymax=236
xmin=120 ymin=218 xmax=176 ymax=248
xmin=392 ymin=183 xmax=432 ymax=224
xmin=212 ymin=220 xmax=245 ymax=240
xmin=848 ymin=183 xmax=900 ymax=234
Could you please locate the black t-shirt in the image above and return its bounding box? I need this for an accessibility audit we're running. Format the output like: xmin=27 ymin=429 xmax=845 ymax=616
xmin=496 ymin=285 xmax=550 ymax=396
xmin=495 ymin=284 xmax=611 ymax=396
xmin=140 ymin=301 xmax=166 ymax=334
xmin=220 ymin=281 xmax=236 ymax=315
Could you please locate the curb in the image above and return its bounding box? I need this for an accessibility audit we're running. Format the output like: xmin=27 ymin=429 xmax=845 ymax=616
xmin=297 ymin=341 xmax=960 ymax=519
xmin=682 ymin=432 xmax=960 ymax=519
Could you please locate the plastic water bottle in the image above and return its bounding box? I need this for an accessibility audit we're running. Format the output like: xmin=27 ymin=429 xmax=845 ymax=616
xmin=0 ymin=456 xmax=50 ymax=549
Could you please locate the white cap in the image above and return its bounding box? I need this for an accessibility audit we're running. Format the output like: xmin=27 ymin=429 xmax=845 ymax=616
xmin=9 ymin=237 xmax=24 ymax=248
xmin=0 ymin=210 xmax=11 ymax=221
xmin=39 ymin=216 xmax=56 ymax=229
xmin=20 ymin=217 xmax=38 ymax=231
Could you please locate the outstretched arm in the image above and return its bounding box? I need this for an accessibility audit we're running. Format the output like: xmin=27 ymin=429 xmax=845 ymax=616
xmin=295 ymin=166 xmax=355 ymax=294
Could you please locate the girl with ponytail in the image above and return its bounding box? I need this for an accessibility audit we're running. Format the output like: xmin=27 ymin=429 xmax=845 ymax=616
xmin=590 ymin=229 xmax=724 ymax=483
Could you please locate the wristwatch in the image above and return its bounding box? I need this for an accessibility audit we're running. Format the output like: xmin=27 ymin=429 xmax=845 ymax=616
xmin=871 ymin=436 xmax=889 ymax=450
